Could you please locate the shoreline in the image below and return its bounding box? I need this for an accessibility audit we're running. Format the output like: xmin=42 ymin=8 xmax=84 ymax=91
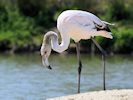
xmin=47 ymin=89 xmax=133 ymax=100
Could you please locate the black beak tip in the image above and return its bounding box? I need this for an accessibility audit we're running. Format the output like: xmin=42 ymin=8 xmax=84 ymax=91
xmin=47 ymin=65 xmax=52 ymax=70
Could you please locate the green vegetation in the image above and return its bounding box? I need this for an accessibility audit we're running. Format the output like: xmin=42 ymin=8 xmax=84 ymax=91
xmin=0 ymin=0 xmax=133 ymax=54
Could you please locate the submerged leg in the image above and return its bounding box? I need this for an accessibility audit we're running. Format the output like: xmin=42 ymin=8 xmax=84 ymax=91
xmin=91 ymin=38 xmax=106 ymax=90
xmin=76 ymin=42 xmax=82 ymax=93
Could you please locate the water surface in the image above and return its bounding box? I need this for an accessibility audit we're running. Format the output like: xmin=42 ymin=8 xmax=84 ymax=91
xmin=0 ymin=54 xmax=133 ymax=100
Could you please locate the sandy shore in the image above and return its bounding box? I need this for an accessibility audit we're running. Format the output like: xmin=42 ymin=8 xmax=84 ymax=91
xmin=47 ymin=89 xmax=133 ymax=100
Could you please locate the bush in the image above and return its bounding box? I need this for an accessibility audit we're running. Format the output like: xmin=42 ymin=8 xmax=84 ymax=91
xmin=0 ymin=6 xmax=36 ymax=52
xmin=113 ymin=27 xmax=133 ymax=53
xmin=106 ymin=0 xmax=131 ymax=21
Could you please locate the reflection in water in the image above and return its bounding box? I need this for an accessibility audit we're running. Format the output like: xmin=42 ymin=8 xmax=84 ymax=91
xmin=0 ymin=54 xmax=133 ymax=100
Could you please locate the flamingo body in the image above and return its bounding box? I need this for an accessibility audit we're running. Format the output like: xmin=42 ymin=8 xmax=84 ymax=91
xmin=40 ymin=10 xmax=114 ymax=92
xmin=57 ymin=10 xmax=112 ymax=42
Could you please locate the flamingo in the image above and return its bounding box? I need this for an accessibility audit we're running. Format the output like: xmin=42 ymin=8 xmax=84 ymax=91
xmin=40 ymin=10 xmax=114 ymax=93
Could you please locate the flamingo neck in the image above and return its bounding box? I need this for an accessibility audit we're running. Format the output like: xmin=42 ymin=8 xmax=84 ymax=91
xmin=45 ymin=31 xmax=70 ymax=53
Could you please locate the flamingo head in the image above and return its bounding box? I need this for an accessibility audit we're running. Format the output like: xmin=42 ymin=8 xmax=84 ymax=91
xmin=40 ymin=35 xmax=52 ymax=69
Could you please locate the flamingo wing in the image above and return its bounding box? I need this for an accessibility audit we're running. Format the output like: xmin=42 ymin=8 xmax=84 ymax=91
xmin=67 ymin=12 xmax=105 ymax=31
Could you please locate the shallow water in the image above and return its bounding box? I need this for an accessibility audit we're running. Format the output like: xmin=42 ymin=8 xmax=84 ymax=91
xmin=0 ymin=54 xmax=133 ymax=100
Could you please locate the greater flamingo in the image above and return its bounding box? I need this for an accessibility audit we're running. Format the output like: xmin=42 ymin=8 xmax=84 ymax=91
xmin=40 ymin=10 xmax=114 ymax=93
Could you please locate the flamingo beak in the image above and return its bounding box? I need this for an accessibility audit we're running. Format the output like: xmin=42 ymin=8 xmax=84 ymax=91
xmin=47 ymin=65 xmax=52 ymax=69
xmin=42 ymin=56 xmax=52 ymax=70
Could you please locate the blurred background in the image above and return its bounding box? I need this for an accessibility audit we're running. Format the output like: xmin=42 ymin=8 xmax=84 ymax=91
xmin=0 ymin=0 xmax=133 ymax=54
xmin=0 ymin=0 xmax=133 ymax=100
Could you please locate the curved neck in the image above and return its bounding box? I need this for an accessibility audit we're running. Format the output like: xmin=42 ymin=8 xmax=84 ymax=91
xmin=44 ymin=31 xmax=70 ymax=53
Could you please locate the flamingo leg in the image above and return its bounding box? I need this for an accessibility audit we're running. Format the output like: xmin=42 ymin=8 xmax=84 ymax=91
xmin=76 ymin=42 xmax=82 ymax=93
xmin=91 ymin=38 xmax=106 ymax=90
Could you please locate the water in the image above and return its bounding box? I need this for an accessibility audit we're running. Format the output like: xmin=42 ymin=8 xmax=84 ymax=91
xmin=0 ymin=54 xmax=133 ymax=100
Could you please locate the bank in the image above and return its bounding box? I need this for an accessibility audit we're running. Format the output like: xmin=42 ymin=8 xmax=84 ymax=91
xmin=47 ymin=89 xmax=133 ymax=100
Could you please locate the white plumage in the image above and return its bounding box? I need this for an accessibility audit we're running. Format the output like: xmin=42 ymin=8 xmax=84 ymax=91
xmin=40 ymin=10 xmax=114 ymax=92
xmin=41 ymin=9 xmax=113 ymax=68
xmin=57 ymin=10 xmax=113 ymax=42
